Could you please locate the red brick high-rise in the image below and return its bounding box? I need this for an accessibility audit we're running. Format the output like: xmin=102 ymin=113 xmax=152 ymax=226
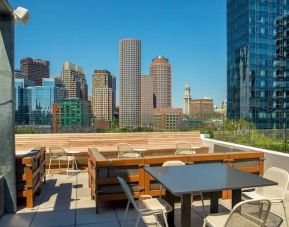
xmin=20 ymin=57 xmax=50 ymax=85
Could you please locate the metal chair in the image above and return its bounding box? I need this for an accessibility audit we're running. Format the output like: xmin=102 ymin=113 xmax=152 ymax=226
xmin=159 ymin=160 xmax=187 ymax=196
xmin=175 ymin=142 xmax=194 ymax=155
xmin=161 ymin=160 xmax=206 ymax=215
xmin=117 ymin=176 xmax=172 ymax=227
xmin=47 ymin=146 xmax=78 ymax=176
xmin=203 ymin=199 xmax=271 ymax=227
xmin=117 ymin=143 xmax=141 ymax=158
xmin=242 ymin=167 xmax=289 ymax=226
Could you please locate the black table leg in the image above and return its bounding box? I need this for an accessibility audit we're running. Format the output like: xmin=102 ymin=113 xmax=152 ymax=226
xmin=232 ymin=189 xmax=241 ymax=208
xmin=181 ymin=194 xmax=192 ymax=227
xmin=166 ymin=190 xmax=175 ymax=227
xmin=210 ymin=191 xmax=220 ymax=213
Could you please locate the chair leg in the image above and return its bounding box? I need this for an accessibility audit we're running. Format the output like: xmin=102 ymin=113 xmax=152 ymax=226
xmin=202 ymin=219 xmax=207 ymax=227
xmin=48 ymin=158 xmax=52 ymax=175
xmin=135 ymin=214 xmax=140 ymax=227
xmin=163 ymin=212 xmax=169 ymax=227
xmin=282 ymin=202 xmax=288 ymax=227
xmin=124 ymin=200 xmax=130 ymax=218
xmin=74 ymin=159 xmax=79 ymax=171
xmin=67 ymin=160 xmax=70 ymax=176
xmin=200 ymin=193 xmax=206 ymax=215
xmin=121 ymin=201 xmax=130 ymax=227
xmin=58 ymin=160 xmax=61 ymax=173
xmin=153 ymin=214 xmax=159 ymax=227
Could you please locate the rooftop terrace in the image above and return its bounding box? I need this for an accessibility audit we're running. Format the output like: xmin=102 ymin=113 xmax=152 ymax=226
xmin=0 ymin=132 xmax=289 ymax=227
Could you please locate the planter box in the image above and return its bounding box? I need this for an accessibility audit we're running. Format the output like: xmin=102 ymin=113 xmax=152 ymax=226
xmin=15 ymin=147 xmax=46 ymax=208
xmin=88 ymin=148 xmax=264 ymax=213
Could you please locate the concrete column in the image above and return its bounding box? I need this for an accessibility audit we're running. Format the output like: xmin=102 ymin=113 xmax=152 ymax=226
xmin=0 ymin=176 xmax=5 ymax=218
xmin=0 ymin=13 xmax=17 ymax=213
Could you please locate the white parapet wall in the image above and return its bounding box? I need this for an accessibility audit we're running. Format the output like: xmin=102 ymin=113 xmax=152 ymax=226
xmin=201 ymin=135 xmax=289 ymax=173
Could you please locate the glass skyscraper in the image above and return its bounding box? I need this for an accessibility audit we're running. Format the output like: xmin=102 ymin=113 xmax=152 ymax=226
xmin=227 ymin=0 xmax=289 ymax=129
xmin=15 ymin=78 xmax=34 ymax=124
xmin=15 ymin=77 xmax=67 ymax=125
xmin=274 ymin=13 xmax=289 ymax=129
xmin=26 ymin=84 xmax=55 ymax=125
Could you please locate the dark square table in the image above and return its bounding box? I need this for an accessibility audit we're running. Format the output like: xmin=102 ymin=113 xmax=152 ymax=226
xmin=145 ymin=163 xmax=277 ymax=227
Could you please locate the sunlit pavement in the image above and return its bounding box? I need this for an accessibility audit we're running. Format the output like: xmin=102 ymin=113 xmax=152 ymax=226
xmin=0 ymin=172 xmax=287 ymax=227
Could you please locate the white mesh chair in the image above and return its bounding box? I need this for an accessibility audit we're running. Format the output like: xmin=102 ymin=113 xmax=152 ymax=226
xmin=159 ymin=160 xmax=187 ymax=196
xmin=175 ymin=142 xmax=194 ymax=155
xmin=117 ymin=143 xmax=141 ymax=158
xmin=161 ymin=160 xmax=205 ymax=215
xmin=203 ymin=199 xmax=271 ymax=227
xmin=47 ymin=146 xmax=78 ymax=176
xmin=117 ymin=176 xmax=172 ymax=227
xmin=242 ymin=167 xmax=289 ymax=226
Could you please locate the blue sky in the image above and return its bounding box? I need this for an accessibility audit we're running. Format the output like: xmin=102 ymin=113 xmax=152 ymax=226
xmin=11 ymin=0 xmax=226 ymax=108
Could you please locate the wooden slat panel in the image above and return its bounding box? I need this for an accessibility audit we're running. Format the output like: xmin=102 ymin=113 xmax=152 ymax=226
xmin=15 ymin=131 xmax=203 ymax=153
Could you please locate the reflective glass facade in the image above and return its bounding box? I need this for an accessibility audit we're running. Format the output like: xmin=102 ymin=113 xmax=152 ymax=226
xmin=15 ymin=78 xmax=34 ymax=124
xmin=227 ymin=0 xmax=289 ymax=129
xmin=26 ymin=85 xmax=55 ymax=125
xmin=275 ymin=13 xmax=289 ymax=129
xmin=15 ymin=78 xmax=67 ymax=125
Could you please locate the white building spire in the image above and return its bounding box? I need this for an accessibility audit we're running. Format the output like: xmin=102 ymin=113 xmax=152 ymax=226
xmin=183 ymin=82 xmax=191 ymax=115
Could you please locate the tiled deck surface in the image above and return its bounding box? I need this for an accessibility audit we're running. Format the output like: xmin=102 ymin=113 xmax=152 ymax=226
xmin=0 ymin=172 xmax=287 ymax=227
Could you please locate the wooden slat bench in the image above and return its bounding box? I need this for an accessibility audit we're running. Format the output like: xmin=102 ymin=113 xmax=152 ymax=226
xmin=15 ymin=131 xmax=206 ymax=152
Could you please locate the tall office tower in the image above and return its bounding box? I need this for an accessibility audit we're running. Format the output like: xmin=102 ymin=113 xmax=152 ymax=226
xmin=275 ymin=14 xmax=289 ymax=129
xmin=150 ymin=56 xmax=172 ymax=109
xmin=227 ymin=0 xmax=289 ymax=129
xmin=119 ymin=38 xmax=141 ymax=127
xmin=183 ymin=83 xmax=191 ymax=115
xmin=20 ymin=58 xmax=50 ymax=86
xmin=141 ymin=75 xmax=153 ymax=127
xmin=61 ymin=62 xmax=88 ymax=100
xmin=92 ymin=70 xmax=116 ymax=128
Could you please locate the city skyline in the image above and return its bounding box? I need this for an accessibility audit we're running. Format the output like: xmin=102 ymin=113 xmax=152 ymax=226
xmin=10 ymin=0 xmax=226 ymax=108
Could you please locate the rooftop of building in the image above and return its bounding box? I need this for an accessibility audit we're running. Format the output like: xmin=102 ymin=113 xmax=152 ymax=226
xmin=152 ymin=55 xmax=169 ymax=64
xmin=120 ymin=38 xmax=141 ymax=42
xmin=62 ymin=62 xmax=85 ymax=74
xmin=1 ymin=134 xmax=288 ymax=227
